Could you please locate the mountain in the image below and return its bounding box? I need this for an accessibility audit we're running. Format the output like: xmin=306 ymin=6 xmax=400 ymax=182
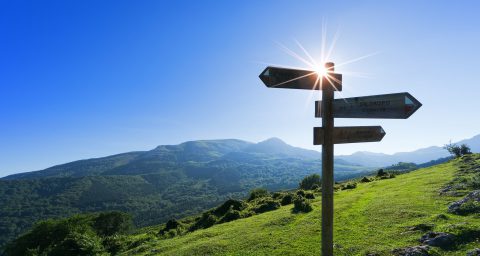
xmin=337 ymin=134 xmax=480 ymax=167
xmin=0 ymin=138 xmax=372 ymax=248
xmin=243 ymin=137 xmax=320 ymax=159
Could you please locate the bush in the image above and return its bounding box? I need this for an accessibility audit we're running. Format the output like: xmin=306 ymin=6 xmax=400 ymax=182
xmin=280 ymin=193 xmax=294 ymax=205
xmin=102 ymin=235 xmax=127 ymax=255
xmin=293 ymin=196 xmax=313 ymax=213
xmin=299 ymin=174 xmax=321 ymax=190
xmin=360 ymin=176 xmax=371 ymax=183
xmin=311 ymin=184 xmax=321 ymax=190
xmin=305 ymin=192 xmax=315 ymax=199
xmin=254 ymin=199 xmax=281 ymax=213
xmin=4 ymin=216 xmax=107 ymax=256
xmin=94 ymin=211 xmax=133 ymax=237
xmin=49 ymin=230 xmax=105 ymax=256
xmin=342 ymin=183 xmax=357 ymax=190
xmin=189 ymin=212 xmax=218 ymax=231
xmin=213 ymin=199 xmax=246 ymax=216
xmin=376 ymin=169 xmax=386 ymax=177
xmin=159 ymin=219 xmax=181 ymax=235
xmin=221 ymin=209 xmax=242 ymax=223
xmin=248 ymin=188 xmax=269 ymax=201
xmin=296 ymin=190 xmax=306 ymax=197
xmin=380 ymin=174 xmax=395 ymax=180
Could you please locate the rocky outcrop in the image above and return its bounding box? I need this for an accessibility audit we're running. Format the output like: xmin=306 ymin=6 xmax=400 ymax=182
xmin=392 ymin=245 xmax=430 ymax=256
xmin=419 ymin=232 xmax=456 ymax=249
xmin=448 ymin=190 xmax=480 ymax=215
xmin=467 ymin=248 xmax=480 ymax=256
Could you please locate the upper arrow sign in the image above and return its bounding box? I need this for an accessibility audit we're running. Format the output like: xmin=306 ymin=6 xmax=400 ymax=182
xmin=259 ymin=66 xmax=342 ymax=91
xmin=315 ymin=92 xmax=422 ymax=119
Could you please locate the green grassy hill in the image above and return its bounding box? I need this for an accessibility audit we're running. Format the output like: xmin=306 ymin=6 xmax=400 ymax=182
xmin=119 ymin=155 xmax=480 ymax=255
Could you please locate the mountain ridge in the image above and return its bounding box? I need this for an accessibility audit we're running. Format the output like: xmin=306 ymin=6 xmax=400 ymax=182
xmin=4 ymin=134 xmax=480 ymax=179
xmin=337 ymin=134 xmax=480 ymax=166
xmin=2 ymin=138 xmax=323 ymax=180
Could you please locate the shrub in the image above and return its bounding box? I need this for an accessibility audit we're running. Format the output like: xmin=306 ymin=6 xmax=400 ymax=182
xmin=221 ymin=209 xmax=241 ymax=223
xmin=299 ymin=174 xmax=321 ymax=190
xmin=272 ymin=192 xmax=284 ymax=199
xmin=102 ymin=235 xmax=127 ymax=255
xmin=4 ymin=214 xmax=104 ymax=256
xmin=248 ymin=188 xmax=269 ymax=201
xmin=189 ymin=212 xmax=218 ymax=231
xmin=94 ymin=211 xmax=133 ymax=237
xmin=305 ymin=192 xmax=315 ymax=199
xmin=213 ymin=199 xmax=246 ymax=216
xmin=293 ymin=196 xmax=313 ymax=213
xmin=360 ymin=176 xmax=371 ymax=183
xmin=254 ymin=199 xmax=281 ymax=213
xmin=296 ymin=190 xmax=306 ymax=197
xmin=343 ymin=183 xmax=357 ymax=190
xmin=49 ymin=230 xmax=105 ymax=256
xmin=376 ymin=169 xmax=386 ymax=177
xmin=280 ymin=193 xmax=294 ymax=205
xmin=159 ymin=219 xmax=181 ymax=235
xmin=311 ymin=184 xmax=321 ymax=190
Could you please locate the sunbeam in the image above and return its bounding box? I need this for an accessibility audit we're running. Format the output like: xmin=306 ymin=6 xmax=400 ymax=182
xmin=263 ymin=21 xmax=379 ymax=108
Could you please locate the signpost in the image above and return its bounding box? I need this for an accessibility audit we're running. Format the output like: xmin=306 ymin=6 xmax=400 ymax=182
xmin=313 ymin=126 xmax=386 ymax=145
xmin=259 ymin=62 xmax=421 ymax=256
xmin=259 ymin=66 xmax=342 ymax=91
xmin=314 ymin=93 xmax=422 ymax=119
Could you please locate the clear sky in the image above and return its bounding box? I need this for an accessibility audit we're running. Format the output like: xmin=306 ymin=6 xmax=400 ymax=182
xmin=1 ymin=1 xmax=480 ymax=176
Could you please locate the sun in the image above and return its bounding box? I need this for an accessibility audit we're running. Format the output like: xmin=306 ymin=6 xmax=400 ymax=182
xmin=315 ymin=64 xmax=328 ymax=77
xmin=314 ymin=62 xmax=334 ymax=77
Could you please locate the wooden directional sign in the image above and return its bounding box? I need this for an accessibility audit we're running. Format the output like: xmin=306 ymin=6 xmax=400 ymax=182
xmin=259 ymin=66 xmax=342 ymax=91
xmin=315 ymin=92 xmax=422 ymax=119
xmin=313 ymin=126 xmax=386 ymax=145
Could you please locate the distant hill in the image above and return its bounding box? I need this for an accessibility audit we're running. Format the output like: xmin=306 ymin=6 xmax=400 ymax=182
xmin=337 ymin=134 xmax=480 ymax=167
xmin=0 ymin=138 xmax=371 ymax=248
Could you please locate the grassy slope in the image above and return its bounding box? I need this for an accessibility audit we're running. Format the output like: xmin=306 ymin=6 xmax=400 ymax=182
xmin=122 ymin=157 xmax=480 ymax=256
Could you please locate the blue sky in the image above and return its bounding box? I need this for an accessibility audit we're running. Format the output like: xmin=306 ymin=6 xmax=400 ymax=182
xmin=1 ymin=1 xmax=480 ymax=176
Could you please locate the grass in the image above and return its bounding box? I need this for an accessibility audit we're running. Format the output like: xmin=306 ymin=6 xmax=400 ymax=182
xmin=121 ymin=155 xmax=480 ymax=256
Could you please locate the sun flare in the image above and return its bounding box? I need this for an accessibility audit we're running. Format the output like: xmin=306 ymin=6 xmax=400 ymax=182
xmin=315 ymin=64 xmax=328 ymax=77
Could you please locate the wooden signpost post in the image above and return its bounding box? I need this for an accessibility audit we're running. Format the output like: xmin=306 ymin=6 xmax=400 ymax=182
xmin=259 ymin=62 xmax=422 ymax=256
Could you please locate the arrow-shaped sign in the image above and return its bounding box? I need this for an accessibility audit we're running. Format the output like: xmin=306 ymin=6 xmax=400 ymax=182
xmin=259 ymin=66 xmax=342 ymax=91
xmin=313 ymin=126 xmax=386 ymax=145
xmin=315 ymin=92 xmax=422 ymax=119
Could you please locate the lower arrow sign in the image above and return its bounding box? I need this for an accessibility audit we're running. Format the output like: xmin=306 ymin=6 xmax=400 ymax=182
xmin=314 ymin=126 xmax=386 ymax=145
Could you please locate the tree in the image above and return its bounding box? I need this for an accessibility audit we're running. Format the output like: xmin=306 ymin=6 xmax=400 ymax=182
xmin=376 ymin=169 xmax=386 ymax=177
xmin=444 ymin=142 xmax=471 ymax=158
xmin=93 ymin=212 xmax=133 ymax=237
xmin=299 ymin=174 xmax=321 ymax=190
xmin=460 ymin=144 xmax=472 ymax=155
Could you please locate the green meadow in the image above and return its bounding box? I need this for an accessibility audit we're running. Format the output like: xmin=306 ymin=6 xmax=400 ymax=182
xmin=122 ymin=155 xmax=480 ymax=256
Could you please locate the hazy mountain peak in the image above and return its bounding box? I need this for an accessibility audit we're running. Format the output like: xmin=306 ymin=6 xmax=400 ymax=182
xmin=243 ymin=137 xmax=320 ymax=159
xmin=258 ymin=137 xmax=288 ymax=146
